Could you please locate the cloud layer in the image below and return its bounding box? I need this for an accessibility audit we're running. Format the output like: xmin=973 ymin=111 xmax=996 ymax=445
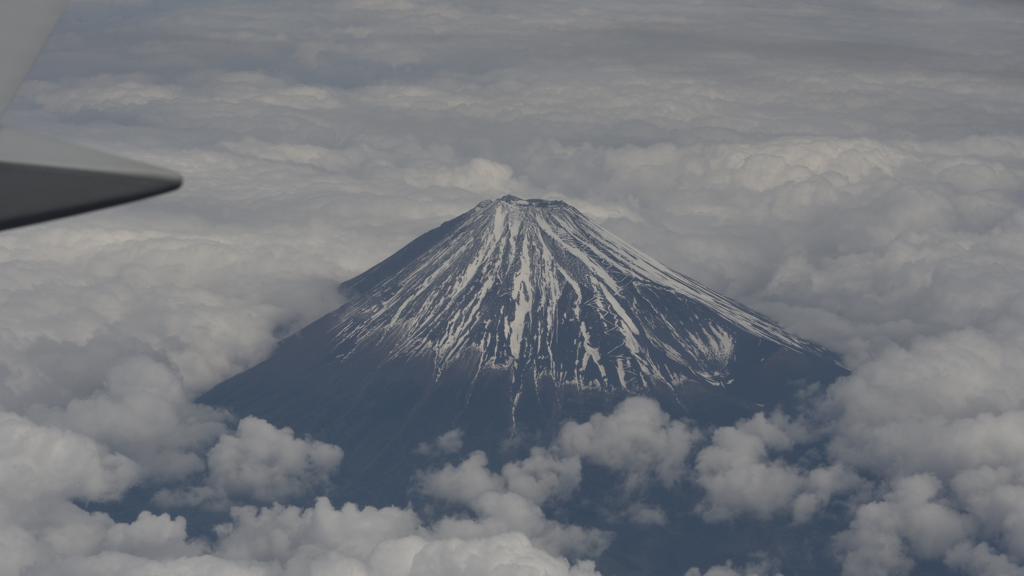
xmin=1 ymin=0 xmax=1024 ymax=574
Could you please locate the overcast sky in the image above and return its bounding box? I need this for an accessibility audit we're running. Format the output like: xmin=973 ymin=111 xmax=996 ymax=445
xmin=2 ymin=0 xmax=1024 ymax=574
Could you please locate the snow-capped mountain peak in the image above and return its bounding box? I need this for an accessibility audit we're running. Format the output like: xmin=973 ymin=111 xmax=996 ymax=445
xmin=329 ymin=195 xmax=834 ymax=392
xmin=203 ymin=195 xmax=847 ymax=505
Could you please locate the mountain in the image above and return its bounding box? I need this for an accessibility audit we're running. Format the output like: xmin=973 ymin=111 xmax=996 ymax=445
xmin=201 ymin=196 xmax=846 ymax=507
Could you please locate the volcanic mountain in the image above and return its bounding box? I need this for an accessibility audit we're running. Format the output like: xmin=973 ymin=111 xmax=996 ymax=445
xmin=201 ymin=196 xmax=846 ymax=503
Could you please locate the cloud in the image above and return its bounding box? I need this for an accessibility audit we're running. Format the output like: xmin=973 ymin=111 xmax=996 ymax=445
xmin=0 ymin=412 xmax=141 ymax=574
xmin=155 ymin=416 xmax=342 ymax=508
xmin=213 ymin=497 xmax=602 ymax=576
xmin=419 ymin=450 xmax=608 ymax=559
xmin=952 ymin=466 xmax=1024 ymax=560
xmin=0 ymin=221 xmax=349 ymax=413
xmin=215 ymin=498 xmax=421 ymax=564
xmin=0 ymin=412 xmax=138 ymax=504
xmin=693 ymin=413 xmax=860 ymax=523
xmin=827 ymin=328 xmax=1024 ymax=478
xmin=834 ymin=475 xmax=974 ymax=576
xmin=101 ymin=511 xmax=204 ymax=560
xmin=622 ymin=504 xmax=667 ymax=527
xmin=391 ymin=534 xmax=600 ymax=576
xmin=556 ymin=397 xmax=699 ymax=490
xmin=420 ymin=448 xmax=585 ymax=509
xmin=205 ymin=417 xmax=342 ymax=502
xmin=415 ymin=429 xmax=463 ymax=456
xmin=819 ymin=324 xmax=1024 ymax=573
xmin=35 ymin=510 xmax=205 ymax=564
xmin=419 ymin=451 xmax=504 ymax=504
xmin=36 ymin=554 xmax=270 ymax=576
xmin=29 ymin=356 xmax=231 ymax=481
xmin=684 ymin=560 xmax=783 ymax=576
xmin=17 ymin=479 xmax=603 ymax=576
xmin=501 ymin=448 xmax=583 ymax=506
xmin=945 ymin=542 xmax=1024 ymax=576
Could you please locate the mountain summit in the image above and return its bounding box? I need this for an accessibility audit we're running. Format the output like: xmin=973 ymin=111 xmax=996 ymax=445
xmin=202 ymin=196 xmax=846 ymax=502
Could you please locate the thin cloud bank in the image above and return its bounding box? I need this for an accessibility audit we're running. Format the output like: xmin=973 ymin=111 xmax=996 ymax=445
xmin=1 ymin=0 xmax=1024 ymax=574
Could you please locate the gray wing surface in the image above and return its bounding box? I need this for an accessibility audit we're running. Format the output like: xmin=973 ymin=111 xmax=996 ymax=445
xmin=0 ymin=0 xmax=181 ymax=231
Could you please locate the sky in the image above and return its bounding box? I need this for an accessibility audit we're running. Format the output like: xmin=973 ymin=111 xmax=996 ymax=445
xmin=1 ymin=0 xmax=1024 ymax=574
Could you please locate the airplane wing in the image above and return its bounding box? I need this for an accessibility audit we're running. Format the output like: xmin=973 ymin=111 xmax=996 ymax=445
xmin=0 ymin=0 xmax=181 ymax=231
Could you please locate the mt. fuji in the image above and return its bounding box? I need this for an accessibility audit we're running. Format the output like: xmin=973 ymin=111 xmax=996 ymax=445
xmin=201 ymin=196 xmax=846 ymax=504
